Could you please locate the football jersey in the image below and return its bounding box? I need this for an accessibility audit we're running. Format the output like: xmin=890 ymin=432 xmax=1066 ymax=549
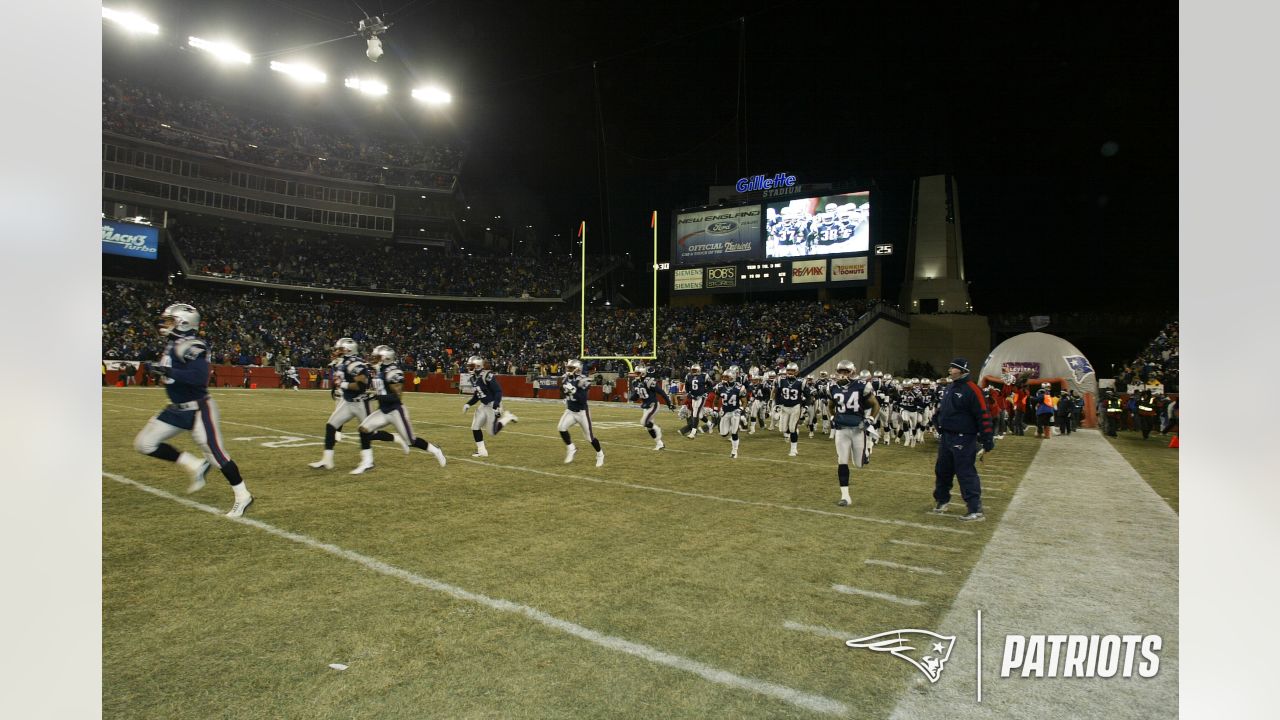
xmin=334 ymin=355 xmax=372 ymax=402
xmin=630 ymin=375 xmax=669 ymax=408
xmin=830 ymin=380 xmax=876 ymax=428
xmin=774 ymin=376 xmax=806 ymax=407
xmin=562 ymin=372 xmax=592 ymax=412
xmin=749 ymin=381 xmax=769 ymax=403
xmin=371 ymin=362 xmax=405 ymax=411
xmin=159 ymin=335 xmax=210 ymax=404
xmin=470 ymin=369 xmax=503 ymax=407
xmin=684 ymin=372 xmax=710 ymax=398
xmin=715 ymin=381 xmax=746 ymax=413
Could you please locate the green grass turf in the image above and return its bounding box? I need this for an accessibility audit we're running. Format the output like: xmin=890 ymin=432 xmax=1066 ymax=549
xmin=1103 ymin=430 xmax=1179 ymax=512
xmin=103 ymin=387 xmax=1042 ymax=719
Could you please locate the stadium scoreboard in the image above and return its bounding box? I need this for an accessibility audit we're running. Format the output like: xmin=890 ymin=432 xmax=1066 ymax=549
xmin=671 ymin=189 xmax=872 ymax=293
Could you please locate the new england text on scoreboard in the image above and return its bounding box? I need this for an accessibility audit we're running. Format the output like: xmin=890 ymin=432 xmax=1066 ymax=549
xmin=670 ymin=189 xmax=871 ymax=293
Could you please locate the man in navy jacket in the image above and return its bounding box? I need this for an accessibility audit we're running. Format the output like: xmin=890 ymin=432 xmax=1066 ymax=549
xmin=930 ymin=357 xmax=995 ymax=521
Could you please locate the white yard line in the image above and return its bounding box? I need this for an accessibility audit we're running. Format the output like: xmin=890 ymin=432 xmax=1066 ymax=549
xmin=864 ymin=559 xmax=945 ymax=576
xmin=888 ymin=539 xmax=966 ymax=554
xmin=831 ymin=584 xmax=926 ymax=607
xmin=102 ymin=471 xmax=849 ymax=717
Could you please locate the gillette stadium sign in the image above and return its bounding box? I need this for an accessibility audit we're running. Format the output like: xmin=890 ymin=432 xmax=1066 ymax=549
xmin=735 ymin=172 xmax=798 ymax=194
xmin=673 ymin=206 xmax=762 ymax=266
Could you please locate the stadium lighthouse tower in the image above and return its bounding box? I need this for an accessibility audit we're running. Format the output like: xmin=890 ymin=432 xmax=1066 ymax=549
xmin=901 ymin=174 xmax=991 ymax=374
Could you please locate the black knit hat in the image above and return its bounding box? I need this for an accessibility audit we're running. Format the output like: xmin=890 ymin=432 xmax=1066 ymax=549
xmin=949 ymin=357 xmax=969 ymax=372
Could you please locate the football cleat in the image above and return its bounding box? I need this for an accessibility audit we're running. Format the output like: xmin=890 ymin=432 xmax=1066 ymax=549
xmin=959 ymin=511 xmax=986 ymax=522
xmin=187 ymin=459 xmax=211 ymax=494
xmin=653 ymin=441 xmax=665 ymax=451
xmin=498 ymin=410 xmax=518 ymax=426
xmin=930 ymin=503 xmax=949 ymax=515
xmin=349 ymin=461 xmax=375 ymax=475
xmin=730 ymin=449 xmax=738 ymax=459
xmin=429 ymin=446 xmax=447 ymax=467
xmin=471 ymin=449 xmax=489 ymax=458
xmin=308 ymin=459 xmax=335 ymax=470
xmin=836 ymin=498 xmax=850 ymax=507
xmin=788 ymin=449 xmax=798 ymax=457
xmin=595 ymin=451 xmax=605 ymax=467
xmin=564 ymin=445 xmax=577 ymax=464
xmin=225 ymin=495 xmax=252 ymax=518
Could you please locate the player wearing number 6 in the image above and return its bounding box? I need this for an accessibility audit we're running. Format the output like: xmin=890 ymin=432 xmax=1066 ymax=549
xmin=828 ymin=359 xmax=880 ymax=507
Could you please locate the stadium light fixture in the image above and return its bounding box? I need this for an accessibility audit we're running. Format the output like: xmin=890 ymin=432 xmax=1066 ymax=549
xmin=102 ymin=7 xmax=159 ymax=35
xmin=345 ymin=77 xmax=388 ymax=96
xmin=411 ymin=86 xmax=452 ymax=105
xmin=188 ymin=37 xmax=251 ymax=64
xmin=269 ymin=61 xmax=326 ymax=85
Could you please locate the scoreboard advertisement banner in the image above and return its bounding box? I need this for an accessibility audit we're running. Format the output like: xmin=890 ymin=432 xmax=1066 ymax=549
xmin=673 ymin=268 xmax=704 ymax=291
xmin=790 ymin=259 xmax=828 ymax=284
xmin=102 ymin=220 xmax=159 ymax=260
xmin=672 ymin=206 xmax=762 ymax=266
xmin=829 ymin=255 xmax=869 ymax=283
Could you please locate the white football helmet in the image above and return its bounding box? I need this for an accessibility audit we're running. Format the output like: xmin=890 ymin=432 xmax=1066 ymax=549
xmin=370 ymin=345 xmax=396 ymax=364
xmin=819 ymin=370 xmax=829 ymax=379
xmin=689 ymin=362 xmax=701 ymax=373
xmin=332 ymin=337 xmax=358 ymax=359
xmin=633 ymin=364 xmax=648 ymax=377
xmin=835 ymin=359 xmax=856 ymax=383
xmin=159 ymin=303 xmax=200 ymax=337
xmin=722 ymin=367 xmax=737 ymax=381
xmin=467 ymin=355 xmax=485 ymax=371
xmin=785 ymin=362 xmax=799 ymax=376
xmin=566 ymin=358 xmax=583 ymax=373
xmin=859 ymin=369 xmax=871 ymax=379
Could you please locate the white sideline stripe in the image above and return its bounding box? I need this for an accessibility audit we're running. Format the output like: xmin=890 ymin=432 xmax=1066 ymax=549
xmin=459 ymin=457 xmax=973 ymax=534
xmin=103 ymin=402 xmax=973 ymax=535
xmin=783 ymin=621 xmax=857 ymax=641
xmin=830 ymin=584 xmax=925 ymax=607
xmin=888 ymin=539 xmax=966 ymax=554
xmin=102 ymin=471 xmax=849 ymax=718
xmin=864 ymin=559 xmax=945 ymax=576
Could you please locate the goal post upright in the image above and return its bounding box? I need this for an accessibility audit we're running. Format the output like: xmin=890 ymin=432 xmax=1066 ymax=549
xmin=579 ymin=212 xmax=660 ymax=375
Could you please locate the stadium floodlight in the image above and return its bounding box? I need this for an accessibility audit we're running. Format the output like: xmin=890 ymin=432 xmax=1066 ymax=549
xmin=102 ymin=7 xmax=159 ymax=35
xmin=411 ymin=86 xmax=452 ymax=105
xmin=269 ymin=61 xmax=327 ymax=85
xmin=188 ymin=37 xmax=251 ymax=64
xmin=345 ymin=77 xmax=388 ymax=96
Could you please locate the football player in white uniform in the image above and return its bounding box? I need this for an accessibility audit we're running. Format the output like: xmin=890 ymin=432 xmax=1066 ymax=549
xmin=462 ymin=355 xmax=518 ymax=457
xmin=133 ymin=303 xmax=253 ymax=517
xmin=558 ymin=359 xmax=604 ymax=466
xmin=349 ymin=345 xmax=447 ymax=474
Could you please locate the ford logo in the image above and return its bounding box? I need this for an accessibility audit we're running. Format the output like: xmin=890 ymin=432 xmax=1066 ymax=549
xmin=707 ymin=221 xmax=737 ymax=234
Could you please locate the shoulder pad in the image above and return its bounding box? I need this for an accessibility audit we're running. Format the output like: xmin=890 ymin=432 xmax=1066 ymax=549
xmin=174 ymin=338 xmax=207 ymax=361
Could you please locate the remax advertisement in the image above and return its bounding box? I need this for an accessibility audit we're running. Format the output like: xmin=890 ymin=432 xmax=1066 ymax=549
xmin=102 ymin=220 xmax=159 ymax=260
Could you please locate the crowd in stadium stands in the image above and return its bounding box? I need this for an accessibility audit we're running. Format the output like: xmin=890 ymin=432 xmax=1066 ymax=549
xmin=171 ymin=221 xmax=615 ymax=298
xmin=1117 ymin=321 xmax=1178 ymax=392
xmin=102 ymin=280 xmax=886 ymax=380
xmin=102 ymin=76 xmax=462 ymax=187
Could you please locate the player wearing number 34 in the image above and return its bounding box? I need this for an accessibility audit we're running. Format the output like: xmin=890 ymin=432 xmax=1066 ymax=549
xmin=828 ymin=359 xmax=880 ymax=507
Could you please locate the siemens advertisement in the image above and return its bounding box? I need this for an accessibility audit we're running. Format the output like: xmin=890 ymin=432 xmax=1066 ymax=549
xmin=672 ymin=206 xmax=762 ymax=266
xmin=102 ymin=220 xmax=159 ymax=260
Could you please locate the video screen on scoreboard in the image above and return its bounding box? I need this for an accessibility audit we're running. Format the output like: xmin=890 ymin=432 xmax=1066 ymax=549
xmin=764 ymin=191 xmax=870 ymax=259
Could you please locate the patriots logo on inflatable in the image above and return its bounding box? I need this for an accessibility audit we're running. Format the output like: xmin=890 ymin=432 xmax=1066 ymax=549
xmin=1063 ymin=355 xmax=1095 ymax=385
xmin=846 ymin=629 xmax=956 ymax=683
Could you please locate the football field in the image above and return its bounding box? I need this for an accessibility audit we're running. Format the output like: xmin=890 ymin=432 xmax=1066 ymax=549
xmin=102 ymin=387 xmax=1044 ymax=719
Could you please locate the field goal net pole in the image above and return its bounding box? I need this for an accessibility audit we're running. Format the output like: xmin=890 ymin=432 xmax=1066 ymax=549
xmin=579 ymin=213 xmax=659 ymax=374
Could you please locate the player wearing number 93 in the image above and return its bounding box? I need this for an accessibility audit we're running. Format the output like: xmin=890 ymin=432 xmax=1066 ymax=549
xmin=348 ymin=345 xmax=447 ymax=475
xmin=132 ymin=303 xmax=253 ymax=517
xmin=829 ymin=359 xmax=881 ymax=507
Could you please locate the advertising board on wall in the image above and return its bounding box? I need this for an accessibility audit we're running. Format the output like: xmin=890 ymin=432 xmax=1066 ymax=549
xmin=672 ymin=206 xmax=762 ymax=266
xmin=705 ymin=265 xmax=738 ymax=288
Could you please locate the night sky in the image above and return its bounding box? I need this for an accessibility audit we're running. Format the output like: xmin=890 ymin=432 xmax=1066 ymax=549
xmin=105 ymin=0 xmax=1178 ymax=313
